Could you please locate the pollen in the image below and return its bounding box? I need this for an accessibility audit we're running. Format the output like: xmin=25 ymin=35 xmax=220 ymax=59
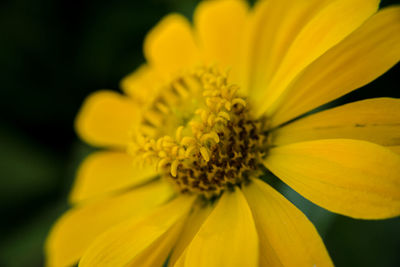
xmin=130 ymin=66 xmax=269 ymax=198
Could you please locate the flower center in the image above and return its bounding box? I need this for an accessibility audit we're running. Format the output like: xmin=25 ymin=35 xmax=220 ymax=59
xmin=130 ymin=66 xmax=269 ymax=198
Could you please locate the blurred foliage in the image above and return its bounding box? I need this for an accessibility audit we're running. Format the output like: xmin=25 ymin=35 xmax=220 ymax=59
xmin=0 ymin=0 xmax=399 ymax=266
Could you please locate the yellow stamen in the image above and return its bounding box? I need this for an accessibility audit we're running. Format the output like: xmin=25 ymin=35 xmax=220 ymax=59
xmin=130 ymin=66 xmax=268 ymax=197
xmin=170 ymin=160 xmax=180 ymax=177
xmin=200 ymin=147 xmax=210 ymax=162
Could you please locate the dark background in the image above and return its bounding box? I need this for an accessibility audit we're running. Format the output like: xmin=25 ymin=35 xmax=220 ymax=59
xmin=0 ymin=0 xmax=399 ymax=266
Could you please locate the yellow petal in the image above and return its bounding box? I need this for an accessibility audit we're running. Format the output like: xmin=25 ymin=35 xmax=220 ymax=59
xmin=246 ymin=0 xmax=324 ymax=97
xmin=45 ymin=180 xmax=174 ymax=267
xmin=79 ymin=194 xmax=195 ymax=267
xmin=245 ymin=0 xmax=317 ymax=97
xmin=168 ymin=203 xmax=213 ymax=267
xmin=176 ymin=189 xmax=258 ymax=267
xmin=126 ymin=218 xmax=185 ymax=267
xmin=243 ymin=179 xmax=333 ymax=267
xmin=390 ymin=146 xmax=400 ymax=154
xmin=264 ymin=139 xmax=400 ymax=219
xmin=246 ymin=0 xmax=376 ymax=104
xmin=144 ymin=14 xmax=201 ymax=79
xmin=69 ymin=151 xmax=158 ymax=204
xmin=254 ymin=0 xmax=379 ymax=115
xmin=120 ymin=64 xmax=164 ymax=106
xmin=75 ymin=90 xmax=139 ymax=148
xmin=194 ymin=0 xmax=249 ymax=86
xmin=272 ymin=98 xmax=400 ymax=155
xmin=269 ymin=6 xmax=400 ymax=126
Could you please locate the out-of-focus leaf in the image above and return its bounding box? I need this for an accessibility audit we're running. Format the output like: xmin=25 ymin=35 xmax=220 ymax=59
xmin=0 ymin=137 xmax=94 ymax=267
xmin=0 ymin=201 xmax=67 ymax=267
xmin=0 ymin=126 xmax=61 ymax=208
xmin=325 ymin=216 xmax=400 ymax=267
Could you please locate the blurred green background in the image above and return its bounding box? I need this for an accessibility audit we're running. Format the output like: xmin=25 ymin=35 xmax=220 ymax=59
xmin=0 ymin=0 xmax=399 ymax=266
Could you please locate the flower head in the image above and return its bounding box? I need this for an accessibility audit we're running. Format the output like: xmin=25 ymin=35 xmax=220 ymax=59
xmin=46 ymin=0 xmax=400 ymax=266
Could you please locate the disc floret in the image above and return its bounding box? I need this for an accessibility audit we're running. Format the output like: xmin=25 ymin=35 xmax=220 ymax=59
xmin=130 ymin=67 xmax=268 ymax=197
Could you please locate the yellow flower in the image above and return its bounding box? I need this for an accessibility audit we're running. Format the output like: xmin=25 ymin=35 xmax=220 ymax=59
xmin=46 ymin=0 xmax=400 ymax=266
